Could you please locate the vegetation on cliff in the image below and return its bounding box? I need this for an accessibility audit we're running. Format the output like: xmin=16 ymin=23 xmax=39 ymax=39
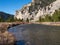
xmin=38 ymin=9 xmax=60 ymax=22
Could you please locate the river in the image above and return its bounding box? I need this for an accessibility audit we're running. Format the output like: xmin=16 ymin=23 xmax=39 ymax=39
xmin=8 ymin=24 xmax=60 ymax=45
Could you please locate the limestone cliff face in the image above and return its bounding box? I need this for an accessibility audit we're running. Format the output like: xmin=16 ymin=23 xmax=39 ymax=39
xmin=15 ymin=0 xmax=60 ymax=21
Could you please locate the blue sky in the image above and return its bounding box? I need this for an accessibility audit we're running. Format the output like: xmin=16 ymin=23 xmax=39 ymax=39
xmin=0 ymin=0 xmax=31 ymax=15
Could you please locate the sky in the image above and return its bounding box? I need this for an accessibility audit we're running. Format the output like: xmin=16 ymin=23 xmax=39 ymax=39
xmin=0 ymin=0 xmax=31 ymax=15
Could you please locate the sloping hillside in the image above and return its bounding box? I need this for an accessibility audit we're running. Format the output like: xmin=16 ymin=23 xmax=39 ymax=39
xmin=0 ymin=12 xmax=14 ymax=21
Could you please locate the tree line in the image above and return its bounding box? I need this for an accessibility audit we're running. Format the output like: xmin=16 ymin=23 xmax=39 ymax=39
xmin=0 ymin=9 xmax=60 ymax=22
xmin=38 ymin=9 xmax=60 ymax=22
xmin=0 ymin=16 xmax=29 ymax=22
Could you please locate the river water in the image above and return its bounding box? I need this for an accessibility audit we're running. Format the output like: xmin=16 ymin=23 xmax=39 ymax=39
xmin=8 ymin=24 xmax=60 ymax=45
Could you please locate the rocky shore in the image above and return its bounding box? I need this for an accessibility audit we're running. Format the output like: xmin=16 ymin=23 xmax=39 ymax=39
xmin=0 ymin=24 xmax=15 ymax=45
xmin=0 ymin=22 xmax=60 ymax=45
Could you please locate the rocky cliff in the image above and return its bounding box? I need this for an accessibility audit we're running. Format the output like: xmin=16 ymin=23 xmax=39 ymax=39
xmin=15 ymin=0 xmax=60 ymax=22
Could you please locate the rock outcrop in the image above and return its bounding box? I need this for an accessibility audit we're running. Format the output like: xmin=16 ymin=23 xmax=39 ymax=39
xmin=15 ymin=0 xmax=60 ymax=21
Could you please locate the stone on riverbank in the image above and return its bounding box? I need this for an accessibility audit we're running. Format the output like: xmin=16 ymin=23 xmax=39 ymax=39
xmin=0 ymin=24 xmax=15 ymax=45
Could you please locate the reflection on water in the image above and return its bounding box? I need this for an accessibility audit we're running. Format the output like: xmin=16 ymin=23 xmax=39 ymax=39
xmin=8 ymin=24 xmax=60 ymax=45
xmin=15 ymin=40 xmax=26 ymax=45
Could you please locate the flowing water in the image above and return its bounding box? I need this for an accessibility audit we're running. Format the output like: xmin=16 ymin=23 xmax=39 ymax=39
xmin=8 ymin=24 xmax=60 ymax=45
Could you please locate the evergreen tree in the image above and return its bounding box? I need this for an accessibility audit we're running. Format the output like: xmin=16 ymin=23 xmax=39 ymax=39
xmin=52 ymin=10 xmax=60 ymax=22
xmin=39 ymin=17 xmax=45 ymax=22
xmin=44 ymin=15 xmax=53 ymax=22
xmin=26 ymin=18 xmax=29 ymax=22
xmin=0 ymin=16 xmax=4 ymax=22
xmin=6 ymin=16 xmax=15 ymax=22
